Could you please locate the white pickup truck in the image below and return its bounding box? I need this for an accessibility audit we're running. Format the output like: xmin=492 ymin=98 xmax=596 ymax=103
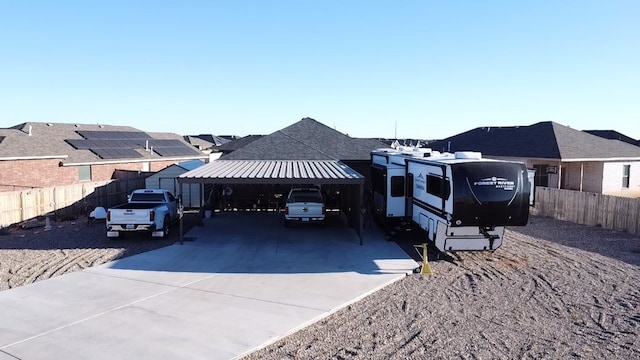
xmin=106 ymin=189 xmax=182 ymax=238
xmin=284 ymin=187 xmax=326 ymax=226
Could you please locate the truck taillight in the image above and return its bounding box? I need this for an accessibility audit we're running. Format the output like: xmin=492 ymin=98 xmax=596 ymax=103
xmin=107 ymin=210 xmax=110 ymax=222
xmin=322 ymin=206 xmax=326 ymax=215
xmin=150 ymin=210 xmax=155 ymax=221
xmin=284 ymin=206 xmax=289 ymax=215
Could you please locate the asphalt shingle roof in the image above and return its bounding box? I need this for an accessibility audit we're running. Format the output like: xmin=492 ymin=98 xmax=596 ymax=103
xmin=584 ymin=130 xmax=640 ymax=146
xmin=427 ymin=121 xmax=640 ymax=161
xmin=221 ymin=118 xmax=386 ymax=161
xmin=0 ymin=122 xmax=206 ymax=164
xmin=217 ymin=135 xmax=264 ymax=152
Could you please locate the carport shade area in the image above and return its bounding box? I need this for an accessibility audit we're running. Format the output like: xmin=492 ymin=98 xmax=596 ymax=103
xmin=177 ymin=160 xmax=366 ymax=241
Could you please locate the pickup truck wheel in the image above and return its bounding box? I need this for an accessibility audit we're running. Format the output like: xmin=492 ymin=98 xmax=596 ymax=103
xmin=162 ymin=216 xmax=170 ymax=238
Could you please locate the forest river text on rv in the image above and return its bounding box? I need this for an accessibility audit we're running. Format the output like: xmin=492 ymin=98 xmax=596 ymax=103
xmin=371 ymin=146 xmax=531 ymax=253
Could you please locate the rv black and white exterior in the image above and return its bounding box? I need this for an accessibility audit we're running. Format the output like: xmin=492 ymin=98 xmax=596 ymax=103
xmin=371 ymin=146 xmax=530 ymax=252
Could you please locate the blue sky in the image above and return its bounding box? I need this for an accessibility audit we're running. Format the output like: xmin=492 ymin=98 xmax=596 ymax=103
xmin=1 ymin=1 xmax=638 ymax=140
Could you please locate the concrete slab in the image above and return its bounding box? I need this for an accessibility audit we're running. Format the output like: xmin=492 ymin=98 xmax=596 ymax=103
xmin=0 ymin=213 xmax=418 ymax=360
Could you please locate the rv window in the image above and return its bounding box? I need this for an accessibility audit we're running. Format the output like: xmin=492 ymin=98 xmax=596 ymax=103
xmin=427 ymin=175 xmax=450 ymax=199
xmin=390 ymin=176 xmax=405 ymax=197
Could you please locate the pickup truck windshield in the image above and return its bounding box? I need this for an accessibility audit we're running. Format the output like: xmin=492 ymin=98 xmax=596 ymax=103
xmin=287 ymin=191 xmax=323 ymax=203
xmin=130 ymin=193 xmax=167 ymax=202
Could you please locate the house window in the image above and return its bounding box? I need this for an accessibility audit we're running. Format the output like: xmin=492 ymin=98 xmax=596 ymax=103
xmin=622 ymin=165 xmax=630 ymax=188
xmin=78 ymin=165 xmax=91 ymax=181
xmin=533 ymin=164 xmax=549 ymax=187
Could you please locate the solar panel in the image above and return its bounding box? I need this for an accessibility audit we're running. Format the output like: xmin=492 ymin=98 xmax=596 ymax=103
xmin=65 ymin=139 xmax=92 ymax=149
xmin=77 ymin=131 xmax=152 ymax=140
xmin=153 ymin=147 xmax=200 ymax=156
xmin=67 ymin=131 xmax=199 ymax=159
xmin=90 ymin=148 xmax=143 ymax=159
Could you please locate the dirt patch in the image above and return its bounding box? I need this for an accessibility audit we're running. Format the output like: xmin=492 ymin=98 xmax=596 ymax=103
xmin=0 ymin=212 xmax=201 ymax=291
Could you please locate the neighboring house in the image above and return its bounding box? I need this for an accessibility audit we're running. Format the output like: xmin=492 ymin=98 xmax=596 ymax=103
xmin=216 ymin=135 xmax=264 ymax=156
xmin=427 ymin=121 xmax=640 ymax=198
xmin=184 ymin=134 xmax=232 ymax=148
xmin=145 ymin=159 xmax=206 ymax=208
xmin=0 ymin=122 xmax=208 ymax=192
xmin=584 ymin=130 xmax=640 ymax=147
xmin=221 ymin=117 xmax=387 ymax=182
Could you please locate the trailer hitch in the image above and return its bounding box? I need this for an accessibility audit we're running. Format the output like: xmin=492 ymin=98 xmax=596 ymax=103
xmin=479 ymin=227 xmax=499 ymax=250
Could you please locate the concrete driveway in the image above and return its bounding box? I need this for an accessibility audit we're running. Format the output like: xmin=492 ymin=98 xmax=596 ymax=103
xmin=0 ymin=212 xmax=418 ymax=360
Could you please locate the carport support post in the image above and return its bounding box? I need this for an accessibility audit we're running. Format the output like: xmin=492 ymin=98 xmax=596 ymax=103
xmin=179 ymin=212 xmax=184 ymax=245
xmin=178 ymin=179 xmax=184 ymax=245
xmin=358 ymin=184 xmax=363 ymax=245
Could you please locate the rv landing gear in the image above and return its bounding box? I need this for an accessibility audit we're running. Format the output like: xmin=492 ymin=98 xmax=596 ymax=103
xmin=479 ymin=227 xmax=499 ymax=250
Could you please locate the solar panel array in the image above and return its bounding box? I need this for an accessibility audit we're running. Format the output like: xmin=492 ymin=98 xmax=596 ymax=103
xmin=65 ymin=130 xmax=199 ymax=159
xmin=76 ymin=131 xmax=153 ymax=140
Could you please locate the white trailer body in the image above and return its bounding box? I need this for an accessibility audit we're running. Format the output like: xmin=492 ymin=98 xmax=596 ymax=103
xmin=371 ymin=147 xmax=530 ymax=252
xmin=371 ymin=152 xmax=407 ymax=218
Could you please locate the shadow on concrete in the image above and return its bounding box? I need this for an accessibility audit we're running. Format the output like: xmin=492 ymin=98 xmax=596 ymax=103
xmin=104 ymin=212 xmax=417 ymax=275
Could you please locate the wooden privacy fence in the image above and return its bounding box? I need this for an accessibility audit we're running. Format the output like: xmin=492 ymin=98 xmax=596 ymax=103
xmin=0 ymin=178 xmax=146 ymax=227
xmin=531 ymin=187 xmax=640 ymax=235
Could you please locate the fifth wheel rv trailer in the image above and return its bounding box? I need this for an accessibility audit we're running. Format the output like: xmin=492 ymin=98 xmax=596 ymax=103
xmin=371 ymin=146 xmax=530 ymax=252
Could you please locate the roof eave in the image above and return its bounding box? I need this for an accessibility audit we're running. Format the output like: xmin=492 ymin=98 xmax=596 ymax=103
xmin=61 ymin=155 xmax=208 ymax=167
xmin=0 ymin=155 xmax=69 ymax=161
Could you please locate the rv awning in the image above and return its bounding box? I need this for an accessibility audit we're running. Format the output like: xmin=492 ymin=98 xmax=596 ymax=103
xmin=178 ymin=160 xmax=365 ymax=185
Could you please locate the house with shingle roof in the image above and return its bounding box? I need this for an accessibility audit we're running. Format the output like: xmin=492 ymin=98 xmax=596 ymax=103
xmin=426 ymin=121 xmax=640 ymax=198
xmin=584 ymin=130 xmax=640 ymax=147
xmin=0 ymin=122 xmax=207 ymax=191
xmin=221 ymin=117 xmax=386 ymax=181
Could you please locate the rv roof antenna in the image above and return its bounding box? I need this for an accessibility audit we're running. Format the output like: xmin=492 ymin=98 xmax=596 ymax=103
xmin=447 ymin=141 xmax=451 ymax=152
xmin=394 ymin=121 xmax=397 ymax=139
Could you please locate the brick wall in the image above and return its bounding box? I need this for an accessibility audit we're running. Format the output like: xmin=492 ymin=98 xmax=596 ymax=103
xmin=0 ymin=159 xmax=76 ymax=191
xmin=0 ymin=159 xmax=181 ymax=192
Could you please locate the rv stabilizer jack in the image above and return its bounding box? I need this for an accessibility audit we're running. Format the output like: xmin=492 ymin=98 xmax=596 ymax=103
xmin=479 ymin=227 xmax=499 ymax=250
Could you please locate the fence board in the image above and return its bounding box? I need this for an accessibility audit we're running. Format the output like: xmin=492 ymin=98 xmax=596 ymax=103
xmin=533 ymin=187 xmax=640 ymax=235
xmin=0 ymin=178 xmax=146 ymax=227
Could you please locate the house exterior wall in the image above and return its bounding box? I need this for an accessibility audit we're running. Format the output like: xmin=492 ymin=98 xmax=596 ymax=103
xmin=0 ymin=159 xmax=178 ymax=192
xmin=602 ymin=161 xmax=640 ymax=198
xmin=561 ymin=162 xmax=604 ymax=193
xmin=0 ymin=159 xmax=77 ymax=191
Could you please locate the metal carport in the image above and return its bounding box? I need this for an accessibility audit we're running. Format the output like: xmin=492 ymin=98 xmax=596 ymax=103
xmin=176 ymin=160 xmax=366 ymax=243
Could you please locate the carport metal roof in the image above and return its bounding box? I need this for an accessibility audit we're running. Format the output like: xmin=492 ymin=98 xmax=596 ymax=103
xmin=178 ymin=160 xmax=365 ymax=184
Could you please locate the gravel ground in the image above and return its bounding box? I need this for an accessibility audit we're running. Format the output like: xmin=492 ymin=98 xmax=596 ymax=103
xmin=242 ymin=217 xmax=640 ymax=360
xmin=0 ymin=212 xmax=201 ymax=291
xmin=1 ymin=215 xmax=639 ymax=359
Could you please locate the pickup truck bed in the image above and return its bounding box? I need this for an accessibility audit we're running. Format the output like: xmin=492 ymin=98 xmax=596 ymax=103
xmin=106 ymin=189 xmax=182 ymax=238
